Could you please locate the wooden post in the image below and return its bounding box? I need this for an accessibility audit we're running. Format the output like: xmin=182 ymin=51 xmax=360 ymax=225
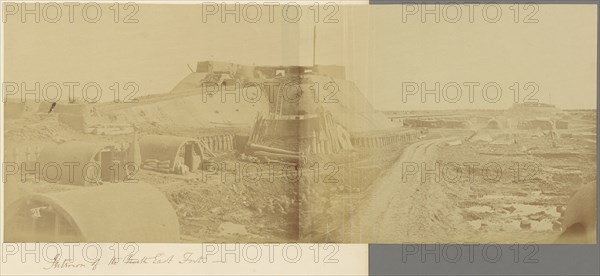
xmin=35 ymin=146 xmax=41 ymax=161
xmin=54 ymin=211 xmax=60 ymax=240
xmin=318 ymin=132 xmax=323 ymax=154
xmin=325 ymin=114 xmax=339 ymax=153
xmin=25 ymin=147 xmax=31 ymax=162
xmin=12 ymin=148 xmax=19 ymax=163
xmin=312 ymin=131 xmax=317 ymax=154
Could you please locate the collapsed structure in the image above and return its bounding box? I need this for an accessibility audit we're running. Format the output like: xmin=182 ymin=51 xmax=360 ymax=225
xmin=403 ymin=118 xmax=472 ymax=129
xmin=518 ymin=119 xmax=555 ymax=130
xmin=506 ymin=102 xmax=563 ymax=117
xmin=505 ymin=103 xmax=568 ymax=130
xmin=5 ymin=183 xmax=180 ymax=242
xmin=4 ymin=98 xmax=39 ymax=118
xmin=139 ymin=135 xmax=204 ymax=174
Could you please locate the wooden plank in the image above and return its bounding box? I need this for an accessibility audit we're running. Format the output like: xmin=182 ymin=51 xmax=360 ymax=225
xmin=248 ymin=143 xmax=300 ymax=155
xmin=254 ymin=151 xmax=306 ymax=163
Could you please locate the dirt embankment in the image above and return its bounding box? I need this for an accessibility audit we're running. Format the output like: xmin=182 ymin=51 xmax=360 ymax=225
xmin=332 ymin=137 xmax=470 ymax=243
xmin=299 ymin=141 xmax=415 ymax=242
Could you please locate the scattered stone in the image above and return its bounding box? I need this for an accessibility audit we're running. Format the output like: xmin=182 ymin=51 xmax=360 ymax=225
xmin=503 ymin=206 xmax=517 ymax=213
xmin=520 ymin=220 xmax=532 ymax=230
xmin=514 ymin=191 xmax=528 ymax=197
xmin=218 ymin=222 xmax=249 ymax=235
xmin=447 ymin=140 xmax=462 ymax=146
xmin=552 ymin=221 xmax=562 ymax=231
xmin=52 ymin=137 xmax=66 ymax=143
xmin=527 ymin=211 xmax=551 ymax=221
xmin=463 ymin=212 xmax=482 ymax=221
xmin=552 ymin=173 xmax=583 ymax=185
xmin=210 ymin=207 xmax=222 ymax=214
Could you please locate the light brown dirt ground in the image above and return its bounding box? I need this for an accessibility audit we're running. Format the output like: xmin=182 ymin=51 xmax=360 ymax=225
xmin=317 ymin=113 xmax=596 ymax=243
xmin=4 ymin=111 xmax=596 ymax=243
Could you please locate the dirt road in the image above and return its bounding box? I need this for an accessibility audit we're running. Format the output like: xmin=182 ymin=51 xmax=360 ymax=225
xmin=346 ymin=137 xmax=470 ymax=243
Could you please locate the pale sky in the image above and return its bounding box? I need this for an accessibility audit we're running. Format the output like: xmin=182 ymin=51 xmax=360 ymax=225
xmin=3 ymin=3 xmax=597 ymax=110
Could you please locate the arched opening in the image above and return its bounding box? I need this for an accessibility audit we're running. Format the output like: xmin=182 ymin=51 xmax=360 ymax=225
xmin=37 ymin=141 xmax=129 ymax=186
xmin=139 ymin=135 xmax=203 ymax=174
xmin=5 ymin=183 xmax=180 ymax=242
xmin=5 ymin=195 xmax=83 ymax=242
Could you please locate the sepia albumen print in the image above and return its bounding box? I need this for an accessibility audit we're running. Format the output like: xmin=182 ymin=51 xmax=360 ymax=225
xmin=2 ymin=3 xmax=597 ymax=244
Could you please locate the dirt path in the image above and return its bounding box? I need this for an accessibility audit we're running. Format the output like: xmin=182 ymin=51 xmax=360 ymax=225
xmin=346 ymin=137 xmax=470 ymax=243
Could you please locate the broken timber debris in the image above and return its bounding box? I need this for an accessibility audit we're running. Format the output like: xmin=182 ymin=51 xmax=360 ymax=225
xmin=253 ymin=151 xmax=307 ymax=164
